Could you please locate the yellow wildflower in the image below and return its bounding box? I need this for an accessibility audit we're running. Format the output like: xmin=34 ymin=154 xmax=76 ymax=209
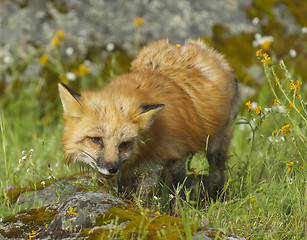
xmin=289 ymin=82 xmax=296 ymax=90
xmin=262 ymin=39 xmax=272 ymax=51
xmin=273 ymin=130 xmax=278 ymax=134
xmin=287 ymin=167 xmax=292 ymax=172
xmin=263 ymin=57 xmax=271 ymax=66
xmin=155 ymin=211 xmax=160 ymax=215
xmin=295 ymin=81 xmax=302 ymax=98
xmin=245 ymin=101 xmax=252 ymax=112
xmin=52 ymin=36 xmax=59 ymax=46
xmin=281 ymin=124 xmax=290 ymax=135
xmin=256 ymin=49 xmax=263 ymax=59
xmin=296 ymin=80 xmax=302 ymax=88
xmin=67 ymin=207 xmax=77 ymax=216
xmin=176 ymin=44 xmax=181 ymax=48
xmin=58 ymin=74 xmax=68 ymax=84
xmin=274 ymin=98 xmax=280 ymax=105
xmin=28 ymin=230 xmax=38 ymax=239
xmin=256 ymin=48 xmax=272 ymax=66
xmin=40 ymin=54 xmax=49 ymax=65
xmin=299 ymin=165 xmax=303 ymax=169
xmin=289 ymin=80 xmax=302 ymax=98
xmin=56 ymin=29 xmax=65 ymax=39
xmin=289 ymin=102 xmax=294 ymax=111
xmin=255 ymin=106 xmax=261 ymax=115
xmin=78 ymin=64 xmax=91 ymax=75
xmin=134 ymin=17 xmax=144 ymax=27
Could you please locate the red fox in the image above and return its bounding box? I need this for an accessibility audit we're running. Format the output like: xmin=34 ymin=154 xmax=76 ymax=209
xmin=58 ymin=39 xmax=240 ymax=200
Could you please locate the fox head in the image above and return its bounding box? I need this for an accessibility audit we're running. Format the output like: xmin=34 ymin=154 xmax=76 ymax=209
xmin=58 ymin=82 xmax=164 ymax=179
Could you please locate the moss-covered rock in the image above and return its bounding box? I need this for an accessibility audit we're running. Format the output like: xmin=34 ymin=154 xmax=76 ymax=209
xmin=0 ymin=205 xmax=57 ymax=239
xmin=0 ymin=191 xmax=244 ymax=239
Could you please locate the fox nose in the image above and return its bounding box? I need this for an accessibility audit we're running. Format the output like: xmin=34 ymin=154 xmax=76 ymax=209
xmin=108 ymin=167 xmax=118 ymax=174
xmin=106 ymin=163 xmax=119 ymax=175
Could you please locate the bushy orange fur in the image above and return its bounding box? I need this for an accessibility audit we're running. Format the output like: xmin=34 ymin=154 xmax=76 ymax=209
xmin=58 ymin=39 xmax=240 ymax=199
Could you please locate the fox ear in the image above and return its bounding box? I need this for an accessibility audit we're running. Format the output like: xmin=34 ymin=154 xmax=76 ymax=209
xmin=134 ymin=104 xmax=165 ymax=130
xmin=58 ymin=82 xmax=82 ymax=118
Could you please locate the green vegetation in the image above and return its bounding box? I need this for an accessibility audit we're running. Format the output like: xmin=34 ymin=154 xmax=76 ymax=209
xmin=1 ymin=4 xmax=307 ymax=239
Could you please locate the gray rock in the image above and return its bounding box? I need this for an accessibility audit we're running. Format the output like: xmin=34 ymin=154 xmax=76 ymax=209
xmin=1 ymin=181 xmax=245 ymax=239
xmin=39 ymin=192 xmax=127 ymax=239
xmin=0 ymin=0 xmax=256 ymax=62
xmin=16 ymin=174 xmax=95 ymax=206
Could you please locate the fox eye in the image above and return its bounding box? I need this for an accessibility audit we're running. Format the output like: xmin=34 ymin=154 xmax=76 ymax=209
xmin=119 ymin=141 xmax=131 ymax=150
xmin=90 ymin=137 xmax=103 ymax=146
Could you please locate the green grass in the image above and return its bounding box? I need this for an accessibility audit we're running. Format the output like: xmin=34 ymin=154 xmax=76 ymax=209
xmin=0 ymin=34 xmax=306 ymax=239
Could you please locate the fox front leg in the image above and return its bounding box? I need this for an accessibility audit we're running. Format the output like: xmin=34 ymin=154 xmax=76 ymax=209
xmin=206 ymin=132 xmax=231 ymax=199
xmin=160 ymin=158 xmax=187 ymax=212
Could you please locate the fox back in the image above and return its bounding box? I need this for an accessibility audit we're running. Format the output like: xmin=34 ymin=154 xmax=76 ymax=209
xmin=59 ymin=39 xmax=240 ymax=198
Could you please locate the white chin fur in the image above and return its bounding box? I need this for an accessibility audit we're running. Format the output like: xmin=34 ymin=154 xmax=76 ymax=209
xmin=97 ymin=166 xmax=113 ymax=176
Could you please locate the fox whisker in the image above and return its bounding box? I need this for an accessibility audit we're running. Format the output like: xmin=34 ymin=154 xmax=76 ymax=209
xmin=81 ymin=151 xmax=98 ymax=169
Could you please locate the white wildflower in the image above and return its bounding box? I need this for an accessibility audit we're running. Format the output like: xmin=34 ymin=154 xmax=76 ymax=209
xmin=264 ymin=108 xmax=272 ymax=113
xmin=272 ymin=105 xmax=285 ymax=113
xmin=66 ymin=72 xmax=76 ymax=81
xmin=301 ymin=27 xmax=307 ymax=33
xmin=65 ymin=47 xmax=74 ymax=56
xmin=3 ymin=56 xmax=12 ymax=64
xmin=252 ymin=34 xmax=274 ymax=48
xmin=84 ymin=60 xmax=91 ymax=67
xmin=252 ymin=17 xmax=260 ymax=25
xmin=289 ymin=49 xmax=297 ymax=58
xmin=251 ymin=102 xmax=258 ymax=109
xmin=106 ymin=43 xmax=115 ymax=51
xmin=288 ymin=178 xmax=293 ymax=184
